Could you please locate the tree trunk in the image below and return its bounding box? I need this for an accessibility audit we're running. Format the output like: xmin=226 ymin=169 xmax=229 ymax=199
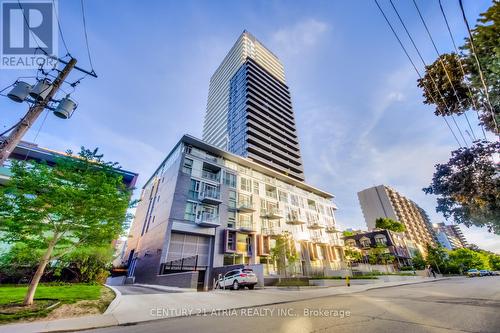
xmin=23 ymin=237 xmax=57 ymax=306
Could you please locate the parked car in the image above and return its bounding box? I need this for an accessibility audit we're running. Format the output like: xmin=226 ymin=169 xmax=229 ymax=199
xmin=216 ymin=268 xmax=258 ymax=290
xmin=479 ymin=270 xmax=492 ymax=276
xmin=466 ymin=269 xmax=480 ymax=277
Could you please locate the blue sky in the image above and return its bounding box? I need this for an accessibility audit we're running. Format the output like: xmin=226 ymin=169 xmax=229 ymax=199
xmin=1 ymin=0 xmax=498 ymax=252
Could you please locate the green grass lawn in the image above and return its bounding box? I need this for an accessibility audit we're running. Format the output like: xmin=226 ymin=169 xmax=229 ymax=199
xmin=0 ymin=284 xmax=107 ymax=323
xmin=0 ymin=284 xmax=102 ymax=305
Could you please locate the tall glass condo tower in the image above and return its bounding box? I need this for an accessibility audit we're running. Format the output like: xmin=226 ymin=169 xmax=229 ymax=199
xmin=203 ymin=31 xmax=305 ymax=181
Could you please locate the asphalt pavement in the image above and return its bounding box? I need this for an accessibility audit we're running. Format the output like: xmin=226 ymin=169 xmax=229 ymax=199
xmin=80 ymin=277 xmax=500 ymax=333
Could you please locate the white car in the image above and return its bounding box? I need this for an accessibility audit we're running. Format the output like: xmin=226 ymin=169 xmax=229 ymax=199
xmin=216 ymin=268 xmax=258 ymax=290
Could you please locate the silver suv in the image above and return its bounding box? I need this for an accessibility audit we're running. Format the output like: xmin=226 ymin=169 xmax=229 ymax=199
xmin=216 ymin=268 xmax=258 ymax=290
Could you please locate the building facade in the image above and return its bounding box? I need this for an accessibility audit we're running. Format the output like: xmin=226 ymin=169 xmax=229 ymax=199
xmin=343 ymin=229 xmax=412 ymax=267
xmin=203 ymin=31 xmax=305 ymax=181
xmin=357 ymin=185 xmax=437 ymax=255
xmin=123 ymin=135 xmax=343 ymax=290
xmin=433 ymin=222 xmax=467 ymax=250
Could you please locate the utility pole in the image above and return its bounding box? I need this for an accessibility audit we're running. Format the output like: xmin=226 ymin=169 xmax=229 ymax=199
xmin=0 ymin=58 xmax=77 ymax=165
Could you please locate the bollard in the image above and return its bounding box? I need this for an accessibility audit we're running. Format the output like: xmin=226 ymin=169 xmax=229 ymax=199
xmin=346 ymin=276 xmax=350 ymax=287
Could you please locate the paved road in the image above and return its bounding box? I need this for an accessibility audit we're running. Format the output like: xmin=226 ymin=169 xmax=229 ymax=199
xmin=84 ymin=277 xmax=500 ymax=333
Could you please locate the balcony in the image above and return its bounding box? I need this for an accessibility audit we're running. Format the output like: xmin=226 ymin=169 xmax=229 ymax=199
xmin=195 ymin=212 xmax=220 ymax=228
xmin=199 ymin=188 xmax=222 ymax=205
xmin=307 ymin=220 xmax=325 ymax=230
xmin=286 ymin=213 xmax=306 ymax=225
xmin=325 ymin=226 xmax=337 ymax=233
xmin=237 ymin=220 xmax=256 ymax=233
xmin=237 ymin=201 xmax=255 ymax=213
xmin=311 ymin=235 xmax=328 ymax=245
xmin=261 ymin=227 xmax=281 ymax=237
xmin=329 ymin=238 xmax=344 ymax=247
xmin=202 ymin=169 xmax=219 ymax=182
xmin=260 ymin=208 xmax=285 ymax=220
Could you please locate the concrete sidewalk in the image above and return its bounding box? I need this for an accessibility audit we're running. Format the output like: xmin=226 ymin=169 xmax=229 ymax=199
xmin=0 ymin=277 xmax=447 ymax=333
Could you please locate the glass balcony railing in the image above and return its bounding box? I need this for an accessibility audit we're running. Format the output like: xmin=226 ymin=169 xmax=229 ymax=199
xmin=260 ymin=208 xmax=285 ymax=219
xmin=237 ymin=200 xmax=255 ymax=212
xmin=199 ymin=187 xmax=221 ymax=203
xmin=196 ymin=212 xmax=220 ymax=227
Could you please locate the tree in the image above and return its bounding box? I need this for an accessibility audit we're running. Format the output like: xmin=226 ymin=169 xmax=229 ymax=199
xmin=0 ymin=148 xmax=133 ymax=305
xmin=417 ymin=53 xmax=472 ymax=116
xmin=423 ymin=140 xmax=500 ymax=234
xmin=411 ymin=251 xmax=426 ymax=270
xmin=426 ymin=245 xmax=449 ymax=274
xmin=367 ymin=245 xmax=394 ymax=273
xmin=270 ymin=232 xmax=298 ymax=276
xmin=448 ymin=248 xmax=489 ymax=273
xmin=342 ymin=230 xmax=355 ymax=237
xmin=415 ymin=1 xmax=499 ymax=134
xmin=462 ymin=0 xmax=500 ymax=133
xmin=375 ymin=217 xmax=406 ymax=232
xmin=55 ymin=245 xmax=115 ymax=283
xmin=344 ymin=247 xmax=362 ymax=263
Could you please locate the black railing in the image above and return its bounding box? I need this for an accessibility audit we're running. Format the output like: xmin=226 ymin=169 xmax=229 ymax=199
xmin=159 ymin=255 xmax=204 ymax=275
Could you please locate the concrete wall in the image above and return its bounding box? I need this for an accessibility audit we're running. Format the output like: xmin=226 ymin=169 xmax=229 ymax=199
xmin=106 ymin=276 xmax=126 ymax=286
xmin=353 ymin=263 xmax=396 ymax=273
xmin=154 ymin=271 xmax=199 ymax=289
xmin=124 ymin=155 xmax=182 ymax=284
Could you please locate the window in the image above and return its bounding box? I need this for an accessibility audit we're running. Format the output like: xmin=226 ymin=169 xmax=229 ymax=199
xmin=228 ymin=190 xmax=236 ymax=209
xmin=290 ymin=194 xmax=299 ymax=207
xmin=188 ymin=179 xmax=200 ymax=200
xmin=240 ymin=177 xmax=251 ymax=192
xmin=223 ymin=171 xmax=237 ymax=188
xmin=184 ymin=202 xmax=197 ymax=221
xmin=308 ymin=199 xmax=316 ymax=211
xmin=253 ymin=181 xmax=260 ymax=195
xmin=227 ymin=211 xmax=236 ymax=228
xmin=182 ymin=158 xmax=193 ymax=175
xmin=265 ymin=185 xmax=277 ymax=199
xmin=278 ymin=191 xmax=288 ymax=203
xmin=345 ymin=239 xmax=356 ymax=247
xmin=360 ymin=237 xmax=371 ymax=248
xmin=375 ymin=234 xmax=387 ymax=246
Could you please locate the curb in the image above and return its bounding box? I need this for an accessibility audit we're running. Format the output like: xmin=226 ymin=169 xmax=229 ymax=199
xmin=103 ymin=284 xmax=122 ymax=315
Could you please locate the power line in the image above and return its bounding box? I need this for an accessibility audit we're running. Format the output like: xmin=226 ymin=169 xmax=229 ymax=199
xmin=52 ymin=0 xmax=70 ymax=56
xmin=438 ymin=0 xmax=486 ymax=140
xmin=373 ymin=0 xmax=462 ymax=148
xmin=386 ymin=0 xmax=468 ymax=147
xmin=80 ymin=0 xmax=96 ymax=75
xmin=412 ymin=0 xmax=476 ymax=141
xmin=458 ymin=0 xmax=499 ymax=135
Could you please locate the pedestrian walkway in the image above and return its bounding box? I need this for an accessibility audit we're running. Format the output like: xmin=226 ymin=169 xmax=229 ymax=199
xmin=0 ymin=277 xmax=447 ymax=333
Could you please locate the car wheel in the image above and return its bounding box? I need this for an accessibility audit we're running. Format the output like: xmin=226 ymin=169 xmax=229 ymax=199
xmin=232 ymin=280 xmax=239 ymax=290
xmin=247 ymin=284 xmax=255 ymax=290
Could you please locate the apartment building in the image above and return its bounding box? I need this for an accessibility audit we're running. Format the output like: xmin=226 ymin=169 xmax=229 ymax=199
xmin=203 ymin=31 xmax=305 ymax=181
xmin=433 ymin=222 xmax=468 ymax=250
xmin=357 ymin=185 xmax=437 ymax=256
xmin=123 ymin=135 xmax=343 ymax=290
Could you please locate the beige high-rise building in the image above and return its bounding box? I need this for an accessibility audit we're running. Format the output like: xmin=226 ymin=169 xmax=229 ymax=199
xmin=357 ymin=185 xmax=437 ymax=255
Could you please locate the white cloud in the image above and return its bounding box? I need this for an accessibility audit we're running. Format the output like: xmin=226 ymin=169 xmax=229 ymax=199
xmin=271 ymin=18 xmax=329 ymax=55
